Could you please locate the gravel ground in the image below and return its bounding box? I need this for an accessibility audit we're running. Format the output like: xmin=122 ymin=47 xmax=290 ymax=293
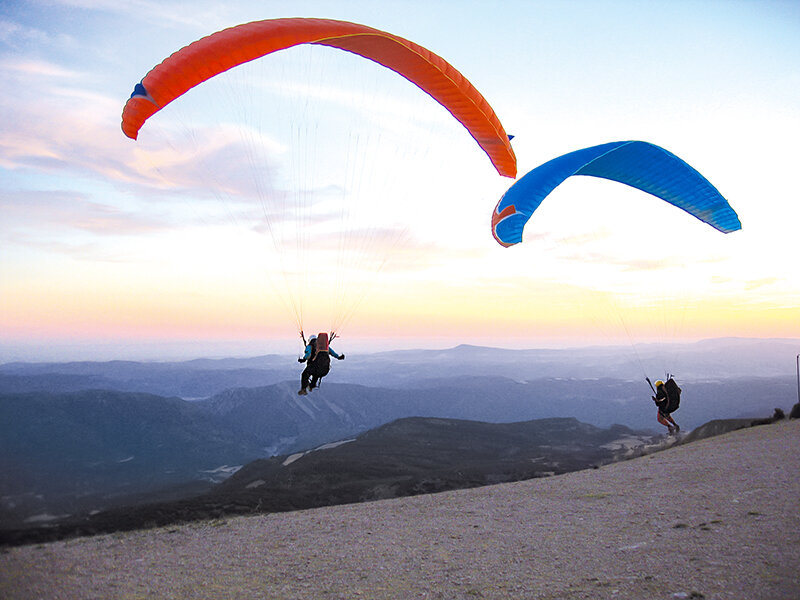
xmin=2 ymin=419 xmax=798 ymax=600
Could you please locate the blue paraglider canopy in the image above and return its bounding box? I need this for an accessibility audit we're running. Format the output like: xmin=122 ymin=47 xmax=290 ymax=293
xmin=492 ymin=141 xmax=741 ymax=247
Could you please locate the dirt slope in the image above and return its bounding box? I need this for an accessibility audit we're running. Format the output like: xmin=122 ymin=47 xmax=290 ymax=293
xmin=1 ymin=419 xmax=798 ymax=600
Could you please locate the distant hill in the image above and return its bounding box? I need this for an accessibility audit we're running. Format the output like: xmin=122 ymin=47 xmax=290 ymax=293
xmin=2 ymin=337 xmax=798 ymax=398
xmin=0 ymin=390 xmax=264 ymax=527
xmin=211 ymin=417 xmax=652 ymax=505
xmin=2 ymin=373 xmax=795 ymax=528
xmin=677 ymin=418 xmax=758 ymax=443
xmin=194 ymin=375 xmax=797 ymax=449
xmin=0 ymin=358 xmax=293 ymax=398
xmin=0 ymin=416 xmax=656 ymax=546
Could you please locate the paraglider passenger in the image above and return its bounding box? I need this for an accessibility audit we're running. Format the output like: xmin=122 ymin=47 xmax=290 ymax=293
xmin=298 ymin=333 xmax=344 ymax=395
xmin=652 ymin=379 xmax=681 ymax=435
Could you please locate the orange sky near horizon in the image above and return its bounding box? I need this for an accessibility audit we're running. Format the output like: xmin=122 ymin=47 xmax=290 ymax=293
xmin=2 ymin=263 xmax=797 ymax=359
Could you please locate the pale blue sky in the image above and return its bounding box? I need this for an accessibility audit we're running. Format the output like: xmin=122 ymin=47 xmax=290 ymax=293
xmin=1 ymin=1 xmax=799 ymax=360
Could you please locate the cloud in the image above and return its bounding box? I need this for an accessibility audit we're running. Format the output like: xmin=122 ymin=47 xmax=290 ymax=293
xmin=46 ymin=0 xmax=239 ymax=30
xmin=3 ymin=78 xmax=284 ymax=207
xmin=0 ymin=57 xmax=122 ymax=177
xmin=540 ymin=245 xmax=679 ymax=273
xmin=0 ymin=76 xmax=436 ymax=260
xmin=0 ymin=58 xmax=289 ymax=220
xmin=0 ymin=28 xmax=476 ymax=250
xmin=123 ymin=122 xmax=285 ymax=195
xmin=1 ymin=188 xmax=170 ymax=237
xmin=535 ymin=228 xmax=729 ymax=273
xmin=525 ymin=230 xmax=613 ymax=250
xmin=1 ymin=231 xmax=127 ymax=263
xmin=745 ymin=277 xmax=780 ymax=291
xmin=0 ymin=19 xmax=73 ymax=49
xmin=248 ymin=222 xmax=445 ymax=275
xmin=0 ymin=56 xmax=79 ymax=78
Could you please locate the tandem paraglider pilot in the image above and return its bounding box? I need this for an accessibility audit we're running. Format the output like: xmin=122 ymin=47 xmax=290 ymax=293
xmin=652 ymin=378 xmax=681 ymax=435
xmin=298 ymin=332 xmax=344 ymax=395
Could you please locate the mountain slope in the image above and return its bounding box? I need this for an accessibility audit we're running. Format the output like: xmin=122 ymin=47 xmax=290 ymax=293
xmin=211 ymin=416 xmax=650 ymax=507
xmin=0 ymin=416 xmax=654 ymax=545
xmin=0 ymin=390 xmax=264 ymax=525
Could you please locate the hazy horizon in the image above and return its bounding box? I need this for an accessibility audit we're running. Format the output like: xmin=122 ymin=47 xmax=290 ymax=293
xmin=2 ymin=334 xmax=799 ymax=364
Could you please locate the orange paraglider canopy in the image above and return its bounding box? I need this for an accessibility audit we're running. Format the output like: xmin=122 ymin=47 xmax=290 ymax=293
xmin=121 ymin=17 xmax=516 ymax=178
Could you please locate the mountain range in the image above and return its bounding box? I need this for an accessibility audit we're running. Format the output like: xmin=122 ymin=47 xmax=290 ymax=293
xmin=1 ymin=338 xmax=797 ymax=540
xmin=2 ymin=337 xmax=797 ymax=397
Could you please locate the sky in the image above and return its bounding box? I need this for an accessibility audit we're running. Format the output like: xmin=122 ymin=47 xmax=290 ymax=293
xmin=1 ymin=0 xmax=799 ymax=361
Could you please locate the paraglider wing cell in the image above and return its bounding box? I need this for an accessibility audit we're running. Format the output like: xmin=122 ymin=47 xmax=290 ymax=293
xmin=121 ymin=18 xmax=516 ymax=178
xmin=491 ymin=141 xmax=741 ymax=247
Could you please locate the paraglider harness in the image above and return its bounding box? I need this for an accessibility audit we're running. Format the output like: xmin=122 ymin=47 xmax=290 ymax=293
xmin=300 ymin=331 xmax=337 ymax=389
xmin=646 ymin=375 xmax=681 ymax=415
